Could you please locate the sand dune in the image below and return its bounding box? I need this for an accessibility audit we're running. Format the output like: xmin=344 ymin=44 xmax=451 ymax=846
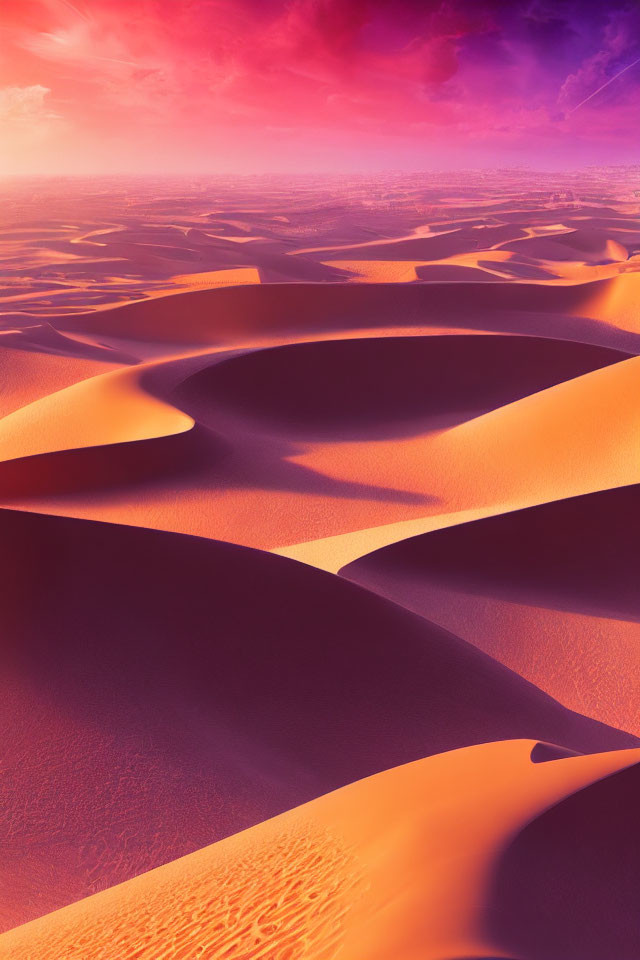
xmin=277 ymin=351 xmax=640 ymax=569
xmin=2 ymin=739 xmax=639 ymax=959
xmin=171 ymin=333 xmax=626 ymax=440
xmin=300 ymin=222 xmax=526 ymax=261
xmin=3 ymin=177 xmax=640 ymax=953
xmin=169 ymin=266 xmax=261 ymax=289
xmin=0 ymin=333 xmax=632 ymax=553
xmin=0 ymin=363 xmax=193 ymax=462
xmin=499 ymin=229 xmax=628 ymax=264
xmin=345 ymin=483 xmax=640 ymax=621
xmin=342 ymin=484 xmax=640 ymax=734
xmin=0 ymin=342 xmax=119 ymax=418
xmin=1 ymin=506 xmax=633 ymax=929
xmin=54 ymin=277 xmax=640 ymax=352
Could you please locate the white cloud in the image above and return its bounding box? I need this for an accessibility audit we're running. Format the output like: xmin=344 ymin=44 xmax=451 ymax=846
xmin=0 ymin=86 xmax=64 ymax=173
xmin=0 ymin=84 xmax=59 ymax=123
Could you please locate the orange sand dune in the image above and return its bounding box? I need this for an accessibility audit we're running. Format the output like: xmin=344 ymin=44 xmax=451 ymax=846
xmin=168 ymin=266 xmax=261 ymax=289
xmin=579 ymin=270 xmax=640 ymax=334
xmin=171 ymin=334 xmax=626 ymax=440
xmin=320 ymin=258 xmax=434 ymax=282
xmin=0 ymin=334 xmax=630 ymax=551
xmin=429 ymin=246 xmax=632 ymax=284
xmin=0 ymin=341 xmax=121 ymax=418
xmin=3 ymin=739 xmax=639 ymax=960
xmin=3 ymin=185 xmax=640 ymax=955
xmin=319 ymin=230 xmax=632 ymax=285
xmin=0 ymin=362 xmax=193 ymax=462
xmin=322 ymin=253 xmax=564 ymax=283
xmin=276 ymin=350 xmax=640 ymax=569
xmin=300 ymin=222 xmax=527 ymax=261
xmin=499 ymin=228 xmax=628 ymax=263
xmin=342 ymin=484 xmax=640 ymax=734
xmin=0 ymin=323 xmax=133 ymax=417
xmin=1 ymin=507 xmax=633 ymax=929
xmin=180 ymin=228 xmax=353 ymax=282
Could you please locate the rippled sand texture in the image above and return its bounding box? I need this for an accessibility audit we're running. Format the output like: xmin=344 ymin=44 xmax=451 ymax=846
xmin=4 ymin=741 xmax=640 ymax=960
xmin=1 ymin=171 xmax=639 ymax=955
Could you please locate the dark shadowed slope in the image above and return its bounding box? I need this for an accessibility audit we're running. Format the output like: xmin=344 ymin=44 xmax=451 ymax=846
xmin=343 ymin=484 xmax=640 ymax=621
xmin=55 ymin=278 xmax=640 ymax=352
xmin=175 ymin=334 xmax=628 ymax=440
xmin=1 ymin=507 xmax=635 ymax=929
xmin=488 ymin=760 xmax=640 ymax=960
xmin=342 ymin=484 xmax=640 ymax=735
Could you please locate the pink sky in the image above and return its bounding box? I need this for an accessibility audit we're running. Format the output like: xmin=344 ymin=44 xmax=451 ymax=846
xmin=2 ymin=0 xmax=640 ymax=175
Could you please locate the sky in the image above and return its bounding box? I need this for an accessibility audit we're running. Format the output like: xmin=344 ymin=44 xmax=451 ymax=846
xmin=1 ymin=0 xmax=640 ymax=175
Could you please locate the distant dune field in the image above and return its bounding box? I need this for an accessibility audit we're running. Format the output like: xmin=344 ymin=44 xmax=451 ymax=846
xmin=1 ymin=173 xmax=639 ymax=956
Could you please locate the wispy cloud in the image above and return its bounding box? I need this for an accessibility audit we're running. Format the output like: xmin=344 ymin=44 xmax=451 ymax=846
xmin=2 ymin=0 xmax=640 ymax=173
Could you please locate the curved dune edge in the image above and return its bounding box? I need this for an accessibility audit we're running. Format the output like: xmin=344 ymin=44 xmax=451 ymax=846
xmin=53 ymin=277 xmax=640 ymax=353
xmin=1 ymin=506 xmax=634 ymax=930
xmin=176 ymin=333 xmax=626 ymax=441
xmin=274 ymin=506 xmax=499 ymax=572
xmin=343 ymin=483 xmax=640 ymax=621
xmin=2 ymin=740 xmax=639 ymax=959
xmin=0 ymin=361 xmax=195 ymax=462
xmin=0 ymin=343 xmax=122 ymax=419
xmin=321 ymin=247 xmax=633 ymax=286
xmin=341 ymin=484 xmax=640 ymax=734
xmin=0 ymin=334 xmax=634 ymax=553
xmin=168 ymin=266 xmax=261 ymax=290
xmin=276 ymin=353 xmax=640 ymax=570
xmin=582 ymin=270 xmax=640 ymax=334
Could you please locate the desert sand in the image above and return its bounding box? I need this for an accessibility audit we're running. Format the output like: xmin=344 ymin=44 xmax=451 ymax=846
xmin=2 ymin=171 xmax=639 ymax=954
xmin=2 ymin=740 xmax=640 ymax=959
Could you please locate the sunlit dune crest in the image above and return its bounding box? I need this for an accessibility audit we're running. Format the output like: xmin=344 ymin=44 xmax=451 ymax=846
xmin=3 ymin=504 xmax=631 ymax=929
xmin=2 ymin=740 xmax=640 ymax=960
xmin=168 ymin=266 xmax=261 ymax=290
xmin=1 ymin=173 xmax=640 ymax=956
xmin=276 ymin=352 xmax=640 ymax=569
xmin=0 ymin=363 xmax=193 ymax=462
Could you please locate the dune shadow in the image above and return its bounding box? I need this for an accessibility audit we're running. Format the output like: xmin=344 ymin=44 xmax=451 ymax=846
xmin=345 ymin=484 xmax=640 ymax=622
xmin=0 ymin=423 xmax=433 ymax=506
xmin=486 ymin=762 xmax=640 ymax=960
xmin=54 ymin=276 xmax=640 ymax=354
xmin=530 ymin=742 xmax=581 ymax=763
xmin=170 ymin=334 xmax=628 ymax=442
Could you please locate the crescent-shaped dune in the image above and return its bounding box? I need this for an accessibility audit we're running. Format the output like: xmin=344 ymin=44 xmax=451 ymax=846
xmin=174 ymin=334 xmax=627 ymax=440
xmin=1 ymin=507 xmax=634 ymax=929
xmin=2 ymin=739 xmax=639 ymax=960
xmin=0 ymin=363 xmax=194 ymax=462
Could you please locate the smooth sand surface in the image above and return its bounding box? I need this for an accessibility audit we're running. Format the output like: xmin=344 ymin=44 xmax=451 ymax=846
xmin=342 ymin=484 xmax=640 ymax=734
xmin=276 ymin=352 xmax=640 ymax=569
